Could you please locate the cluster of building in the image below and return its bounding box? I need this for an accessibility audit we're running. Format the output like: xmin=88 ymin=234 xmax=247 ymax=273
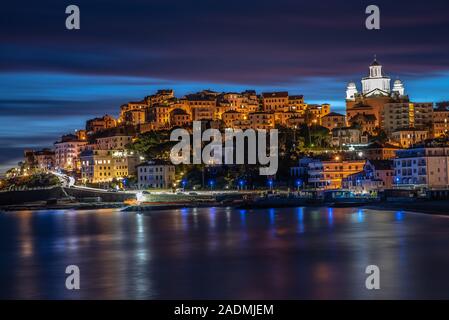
xmin=20 ymin=57 xmax=449 ymax=191
xmin=290 ymin=58 xmax=449 ymax=193
xmin=22 ymin=81 xmax=338 ymax=186
xmin=343 ymin=58 xmax=449 ymax=148
xmin=292 ymin=140 xmax=449 ymax=193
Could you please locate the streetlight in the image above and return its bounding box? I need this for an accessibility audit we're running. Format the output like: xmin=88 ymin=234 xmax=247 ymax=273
xmin=238 ymin=179 xmax=245 ymax=190
xmin=295 ymin=179 xmax=302 ymax=191
xmin=208 ymin=179 xmax=215 ymax=191
xmin=268 ymin=179 xmax=274 ymax=191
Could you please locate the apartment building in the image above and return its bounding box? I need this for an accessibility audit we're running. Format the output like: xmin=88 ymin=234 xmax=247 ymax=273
xmin=343 ymin=160 xmax=394 ymax=192
xmin=80 ymin=150 xmax=139 ymax=183
xmin=331 ymin=127 xmax=369 ymax=148
xmin=382 ymin=102 xmax=433 ymax=133
xmin=249 ymin=112 xmax=275 ymax=130
xmin=394 ymin=147 xmax=449 ymax=188
xmin=307 ymin=159 xmax=366 ymax=189
xmin=96 ymin=135 xmax=133 ymax=150
xmin=321 ymin=112 xmax=346 ymax=130
xmin=432 ymin=107 xmax=449 ymax=138
xmin=391 ymin=129 xmax=428 ymax=148
xmin=186 ymin=92 xmax=217 ymax=121
xmin=54 ymin=134 xmax=88 ymax=171
xmin=86 ymin=115 xmax=117 ymax=134
xmin=137 ymin=160 xmax=176 ymax=189
xmin=348 ymin=113 xmax=377 ymax=135
xmin=222 ymin=110 xmax=246 ymax=128
xmin=262 ymin=92 xmax=289 ymax=112
xmin=170 ymin=108 xmax=191 ymax=127
xmin=363 ymin=142 xmax=401 ymax=160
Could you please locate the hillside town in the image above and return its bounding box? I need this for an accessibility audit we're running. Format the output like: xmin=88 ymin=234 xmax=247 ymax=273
xmin=3 ymin=58 xmax=449 ymax=196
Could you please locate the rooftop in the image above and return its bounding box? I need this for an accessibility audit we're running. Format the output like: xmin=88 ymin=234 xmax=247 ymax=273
xmin=262 ymin=91 xmax=288 ymax=98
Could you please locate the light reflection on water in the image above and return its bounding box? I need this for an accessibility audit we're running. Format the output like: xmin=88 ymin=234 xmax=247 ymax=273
xmin=0 ymin=207 xmax=449 ymax=299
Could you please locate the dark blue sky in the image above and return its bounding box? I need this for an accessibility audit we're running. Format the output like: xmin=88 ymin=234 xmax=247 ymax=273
xmin=1 ymin=0 xmax=449 ymax=172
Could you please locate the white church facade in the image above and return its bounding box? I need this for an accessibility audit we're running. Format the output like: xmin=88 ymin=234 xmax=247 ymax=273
xmin=346 ymin=58 xmax=406 ymax=101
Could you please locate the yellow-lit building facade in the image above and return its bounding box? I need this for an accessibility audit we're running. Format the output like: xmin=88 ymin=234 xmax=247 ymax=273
xmin=308 ymin=159 xmax=366 ymax=189
xmin=80 ymin=150 xmax=139 ymax=183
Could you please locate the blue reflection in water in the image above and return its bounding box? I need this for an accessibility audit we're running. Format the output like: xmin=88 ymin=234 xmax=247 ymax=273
xmin=269 ymin=208 xmax=275 ymax=225
xmin=357 ymin=209 xmax=365 ymax=223
xmin=328 ymin=208 xmax=334 ymax=227
xmin=209 ymin=207 xmax=216 ymax=229
xmin=239 ymin=209 xmax=247 ymax=226
xmin=4 ymin=207 xmax=449 ymax=299
xmin=180 ymin=208 xmax=189 ymax=231
xmin=226 ymin=207 xmax=232 ymax=226
xmin=297 ymin=207 xmax=305 ymax=234
xmin=396 ymin=211 xmax=405 ymax=221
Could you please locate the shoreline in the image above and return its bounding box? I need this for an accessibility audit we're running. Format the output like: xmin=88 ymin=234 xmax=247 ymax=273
xmin=2 ymin=199 xmax=449 ymax=216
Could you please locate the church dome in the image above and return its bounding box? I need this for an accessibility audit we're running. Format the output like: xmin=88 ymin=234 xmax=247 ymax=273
xmin=392 ymin=79 xmax=405 ymax=95
xmin=347 ymin=82 xmax=356 ymax=88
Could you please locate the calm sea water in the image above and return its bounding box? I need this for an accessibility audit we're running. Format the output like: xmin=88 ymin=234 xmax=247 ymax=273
xmin=0 ymin=207 xmax=449 ymax=299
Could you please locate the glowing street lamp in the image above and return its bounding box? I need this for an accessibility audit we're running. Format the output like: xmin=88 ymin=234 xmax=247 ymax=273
xmin=268 ymin=179 xmax=274 ymax=190
xmin=295 ymin=179 xmax=302 ymax=191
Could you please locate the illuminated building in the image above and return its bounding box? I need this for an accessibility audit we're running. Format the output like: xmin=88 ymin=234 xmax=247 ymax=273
xmin=96 ymin=135 xmax=133 ymax=150
xmin=75 ymin=129 xmax=87 ymax=141
xmin=249 ymin=111 xmax=275 ymax=130
xmin=145 ymin=89 xmax=175 ymax=105
xmin=86 ymin=115 xmax=117 ymax=134
xmin=307 ymin=104 xmax=330 ymax=119
xmin=80 ymin=150 xmax=139 ymax=183
xmin=137 ymin=160 xmax=175 ymax=189
xmin=346 ymin=58 xmax=409 ymax=128
xmin=342 ymin=160 xmax=394 ymax=192
xmin=119 ymin=101 xmax=148 ymax=124
xmin=382 ymin=102 xmax=433 ymax=134
xmin=185 ymin=91 xmax=217 ymax=121
xmin=432 ymin=106 xmax=449 ymax=138
xmin=348 ymin=114 xmax=377 ymax=135
xmin=394 ymin=147 xmax=449 ymax=188
xmin=124 ymin=109 xmax=146 ymax=126
xmin=331 ymin=127 xmax=369 ymax=148
xmin=274 ymin=111 xmax=300 ymax=126
xmin=222 ymin=110 xmax=246 ymax=128
xmin=391 ymin=129 xmax=429 ymax=148
xmin=24 ymin=149 xmax=55 ymax=171
xmin=262 ymin=92 xmax=289 ymax=112
xmin=363 ymin=142 xmax=401 ymax=160
xmin=307 ymin=159 xmax=366 ymax=189
xmin=321 ymin=112 xmax=346 ymax=130
xmin=147 ymin=104 xmax=171 ymax=129
xmin=54 ymin=135 xmax=87 ymax=172
xmin=288 ymin=95 xmax=306 ymax=113
xmin=170 ymin=108 xmax=191 ymax=127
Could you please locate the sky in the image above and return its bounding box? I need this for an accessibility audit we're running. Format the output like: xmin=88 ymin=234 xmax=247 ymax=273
xmin=1 ymin=0 xmax=449 ymax=173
